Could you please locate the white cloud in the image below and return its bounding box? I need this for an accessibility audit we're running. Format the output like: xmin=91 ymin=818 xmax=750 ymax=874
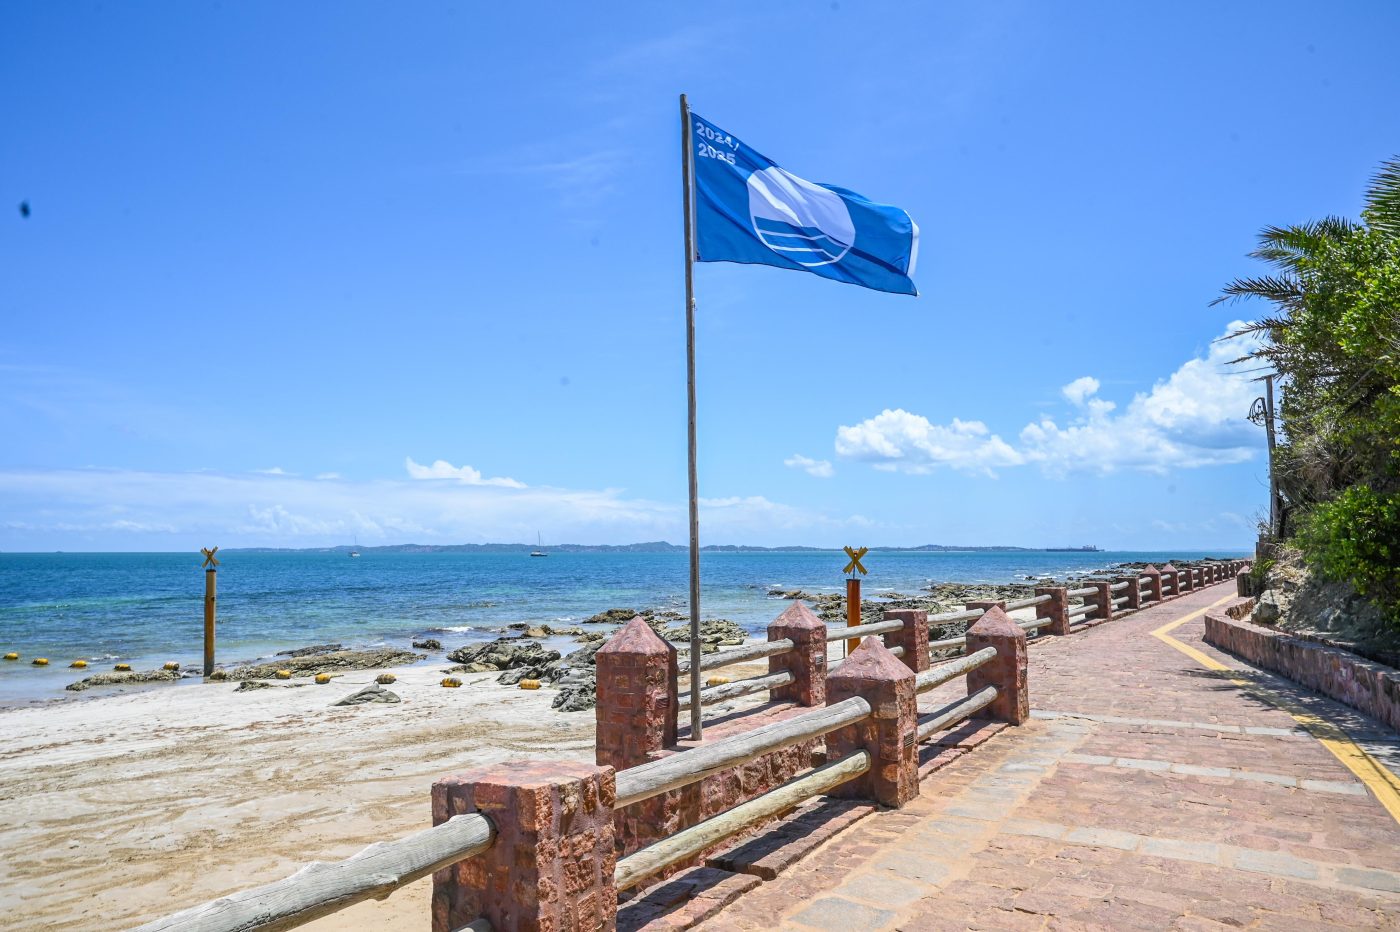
xmin=784 ymin=454 xmax=834 ymax=478
xmin=1061 ymin=376 xmax=1100 ymax=407
xmin=314 ymin=472 xmax=342 ymax=481
xmin=254 ymin=466 xmax=290 ymax=476
xmin=404 ymin=457 xmax=526 ymax=488
xmin=0 ymin=467 xmax=869 ymax=549
xmin=835 ymin=409 xmax=1024 ymax=476
xmin=835 ymin=322 xmax=1264 ymax=478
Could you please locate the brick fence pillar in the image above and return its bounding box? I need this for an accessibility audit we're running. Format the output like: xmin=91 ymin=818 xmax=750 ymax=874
xmin=1115 ymin=576 xmax=1141 ymax=611
xmin=966 ymin=599 xmax=1006 ymax=613
xmin=825 ymin=638 xmax=918 ymax=808
xmin=1181 ymin=566 xmax=1196 ymax=593
xmin=1087 ymin=580 xmax=1114 ymax=622
xmin=966 ymin=607 xmax=1029 ymax=725
xmin=1035 ymin=586 xmax=1069 ymax=635
xmin=1159 ymin=563 xmax=1179 ymax=599
xmin=1142 ymin=565 xmax=1163 ymax=603
xmin=432 ymin=761 xmax=617 ymax=932
xmin=768 ymin=601 xmax=827 ymax=706
xmin=881 ymin=608 xmax=930 ymax=673
xmin=595 ymin=617 xmax=676 ymax=771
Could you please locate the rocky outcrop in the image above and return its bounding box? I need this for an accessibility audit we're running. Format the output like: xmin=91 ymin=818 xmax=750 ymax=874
xmin=411 ymin=638 xmax=443 ymax=650
xmin=446 ymin=638 xmax=560 ymax=671
xmin=277 ymin=643 xmax=343 ymax=657
xmin=66 ymin=669 xmax=181 ymax=692
xmin=228 ymin=648 xmax=421 ymax=680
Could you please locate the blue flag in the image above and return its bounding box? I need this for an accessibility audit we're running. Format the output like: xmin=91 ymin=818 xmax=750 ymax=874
xmin=690 ymin=112 xmax=919 ymax=296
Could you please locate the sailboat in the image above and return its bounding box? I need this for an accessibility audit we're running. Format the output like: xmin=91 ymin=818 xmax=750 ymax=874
xmin=349 ymin=534 xmax=361 ymax=558
xmin=530 ymin=532 xmax=547 ymax=557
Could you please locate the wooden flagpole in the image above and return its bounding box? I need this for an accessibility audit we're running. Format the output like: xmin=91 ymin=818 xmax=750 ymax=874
xmin=680 ymin=93 xmax=703 ymax=740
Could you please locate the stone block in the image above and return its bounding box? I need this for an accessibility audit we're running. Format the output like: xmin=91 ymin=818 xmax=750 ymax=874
xmin=432 ymin=760 xmax=617 ymax=932
xmin=768 ymin=601 xmax=827 ymax=706
xmin=966 ymin=607 xmax=1029 ymax=725
xmin=1142 ymin=565 xmax=1163 ymax=603
xmin=824 ymin=638 xmax=918 ymax=808
xmin=1035 ymin=586 xmax=1069 ymax=636
xmin=880 ymin=608 xmax=930 ymax=673
xmin=595 ymin=618 xmax=677 ymax=770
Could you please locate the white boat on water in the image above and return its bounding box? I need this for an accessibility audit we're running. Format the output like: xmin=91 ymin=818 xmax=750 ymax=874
xmin=530 ymin=531 xmax=547 ymax=557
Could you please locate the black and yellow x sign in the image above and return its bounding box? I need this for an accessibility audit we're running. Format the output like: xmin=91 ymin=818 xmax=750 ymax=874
xmin=201 ymin=546 xmax=220 ymax=568
xmin=842 ymin=545 xmax=868 ymax=576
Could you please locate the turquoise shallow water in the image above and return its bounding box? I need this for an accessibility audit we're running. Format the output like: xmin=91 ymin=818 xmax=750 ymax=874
xmin=0 ymin=549 xmax=1246 ymax=703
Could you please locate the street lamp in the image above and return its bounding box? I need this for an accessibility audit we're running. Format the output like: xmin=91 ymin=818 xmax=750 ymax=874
xmin=1248 ymin=375 xmax=1281 ymax=537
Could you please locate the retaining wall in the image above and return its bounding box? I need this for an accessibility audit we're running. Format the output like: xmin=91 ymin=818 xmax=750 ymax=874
xmin=1204 ymin=601 xmax=1400 ymax=734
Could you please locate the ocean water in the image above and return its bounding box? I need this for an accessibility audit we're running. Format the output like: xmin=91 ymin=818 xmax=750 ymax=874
xmin=0 ymin=549 xmax=1245 ymax=704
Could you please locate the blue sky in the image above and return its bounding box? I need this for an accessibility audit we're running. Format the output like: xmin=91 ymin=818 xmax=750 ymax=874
xmin=2 ymin=1 xmax=1398 ymax=552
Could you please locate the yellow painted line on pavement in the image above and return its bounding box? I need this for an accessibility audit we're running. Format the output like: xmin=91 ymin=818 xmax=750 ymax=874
xmin=1151 ymin=596 xmax=1400 ymax=825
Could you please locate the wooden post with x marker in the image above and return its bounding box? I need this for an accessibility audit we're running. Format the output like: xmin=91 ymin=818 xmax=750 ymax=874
xmin=201 ymin=546 xmax=219 ymax=676
xmin=843 ymin=545 xmax=869 ymax=654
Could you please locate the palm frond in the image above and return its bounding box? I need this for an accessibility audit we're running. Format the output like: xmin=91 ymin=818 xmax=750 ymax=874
xmin=1363 ymin=156 xmax=1400 ymax=241
xmin=1209 ymin=275 xmax=1305 ymax=309
xmin=1248 ymin=218 xmax=1357 ymax=268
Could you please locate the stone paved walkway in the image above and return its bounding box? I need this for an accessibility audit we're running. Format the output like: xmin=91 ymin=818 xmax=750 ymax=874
xmin=696 ymin=582 xmax=1400 ymax=930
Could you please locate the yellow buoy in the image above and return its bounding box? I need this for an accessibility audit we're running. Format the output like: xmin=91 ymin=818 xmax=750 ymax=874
xmin=3 ymin=652 xmax=18 ymax=661
xmin=518 ymin=679 xmax=541 ymax=690
xmin=375 ymin=673 xmax=397 ymax=685
xmin=274 ymin=669 xmax=292 ymax=680
xmin=314 ymin=673 xmax=331 ymax=684
xmin=440 ymin=677 xmax=462 ymax=688
xmin=32 ymin=658 xmax=49 ymax=666
xmin=70 ymin=659 xmax=88 ymax=669
xmin=705 ymin=676 xmax=732 ymax=687
xmin=163 ymin=661 xmax=180 ymax=672
xmin=114 ymin=662 xmax=132 ymax=672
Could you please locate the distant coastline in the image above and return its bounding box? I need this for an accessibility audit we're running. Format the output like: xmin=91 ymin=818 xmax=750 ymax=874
xmin=225 ymin=541 xmax=1105 ymax=555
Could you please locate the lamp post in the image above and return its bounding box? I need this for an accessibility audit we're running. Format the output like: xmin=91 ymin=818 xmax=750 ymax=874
xmin=1248 ymin=375 xmax=1281 ymax=537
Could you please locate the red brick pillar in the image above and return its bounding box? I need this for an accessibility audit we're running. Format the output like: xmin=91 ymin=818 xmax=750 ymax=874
xmin=1035 ymin=586 xmax=1069 ymax=635
xmin=768 ymin=601 xmax=827 ymax=706
xmin=594 ymin=617 xmax=676 ymax=771
xmin=1143 ymin=565 xmax=1163 ymax=603
xmin=1159 ymin=564 xmax=1179 ymax=599
xmin=1116 ymin=576 xmax=1141 ymax=611
xmin=880 ymin=608 xmax=930 ymax=673
xmin=966 ymin=607 xmax=1029 ymax=725
xmin=432 ymin=761 xmax=617 ymax=932
xmin=825 ymin=638 xmax=918 ymax=808
xmin=1087 ymin=580 xmax=1114 ymax=621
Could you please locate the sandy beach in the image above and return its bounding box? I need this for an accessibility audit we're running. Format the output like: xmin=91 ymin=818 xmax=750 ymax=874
xmin=0 ymin=660 xmax=599 ymax=931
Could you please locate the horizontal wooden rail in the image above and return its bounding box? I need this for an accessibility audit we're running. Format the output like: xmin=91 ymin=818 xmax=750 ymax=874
xmin=1005 ymin=594 xmax=1053 ymax=611
xmin=613 ymin=751 xmax=871 ymax=891
xmin=677 ymin=670 xmax=792 ymax=710
xmin=677 ymin=638 xmax=793 ymax=675
xmin=914 ymin=646 xmax=997 ymax=694
xmin=1067 ymin=586 xmax=1097 ymax=598
xmin=916 ymin=685 xmax=999 ymax=741
xmin=132 ymin=814 xmax=495 ymax=932
xmin=615 ymin=696 xmax=871 ymax=807
xmin=826 ymin=618 xmax=905 ymax=642
xmin=1067 ymin=602 xmax=1097 ymax=619
xmin=929 ymin=634 xmax=966 ymax=652
xmin=1020 ymin=617 xmax=1052 ymax=631
xmin=1110 ymin=581 xmax=1130 ymax=592
xmin=929 ymin=607 xmax=983 ymax=625
xmin=1112 ymin=596 xmax=1130 ymax=607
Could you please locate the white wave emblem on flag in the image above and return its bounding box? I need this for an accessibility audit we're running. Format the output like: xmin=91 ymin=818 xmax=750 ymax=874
xmin=747 ymin=166 xmax=855 ymax=267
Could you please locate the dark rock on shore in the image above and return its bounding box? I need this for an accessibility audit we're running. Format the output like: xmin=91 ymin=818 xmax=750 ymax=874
xmin=332 ymin=683 xmax=401 ymax=706
xmin=227 ymin=648 xmax=422 ymax=680
xmin=585 ymin=608 xmax=638 ymax=624
xmin=277 ymin=643 xmax=344 ymax=657
xmin=66 ymin=669 xmax=181 ymax=692
xmin=446 ymin=638 xmax=560 ymax=670
xmin=411 ymin=638 xmax=442 ymax=651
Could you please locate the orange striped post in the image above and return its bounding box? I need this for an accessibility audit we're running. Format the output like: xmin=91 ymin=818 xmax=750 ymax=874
xmin=843 ymin=546 xmax=869 ymax=654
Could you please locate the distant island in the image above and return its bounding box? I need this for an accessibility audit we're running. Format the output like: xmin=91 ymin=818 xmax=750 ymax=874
xmin=227 ymin=541 xmax=1103 ymax=554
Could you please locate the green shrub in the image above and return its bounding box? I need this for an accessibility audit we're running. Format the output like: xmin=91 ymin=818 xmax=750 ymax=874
xmin=1296 ymin=485 xmax=1400 ymax=625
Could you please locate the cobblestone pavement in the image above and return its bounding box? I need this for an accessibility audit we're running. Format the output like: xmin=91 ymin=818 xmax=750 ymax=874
xmin=696 ymin=582 xmax=1400 ymax=930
